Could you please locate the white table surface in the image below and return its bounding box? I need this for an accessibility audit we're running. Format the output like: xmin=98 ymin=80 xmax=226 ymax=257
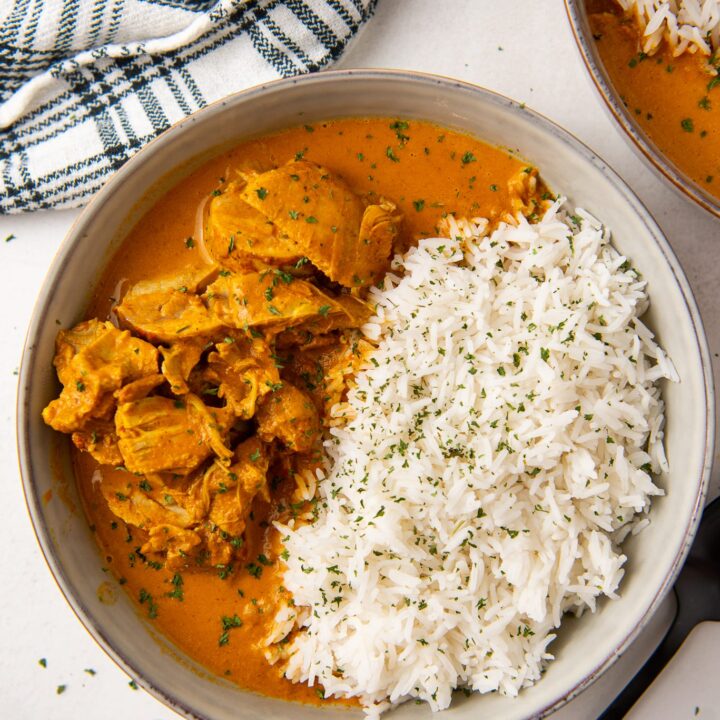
xmin=1 ymin=1 xmax=718 ymax=718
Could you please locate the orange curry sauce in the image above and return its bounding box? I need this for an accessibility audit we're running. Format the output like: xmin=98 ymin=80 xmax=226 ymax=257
xmin=75 ymin=118 xmax=536 ymax=705
xmin=589 ymin=0 xmax=720 ymax=200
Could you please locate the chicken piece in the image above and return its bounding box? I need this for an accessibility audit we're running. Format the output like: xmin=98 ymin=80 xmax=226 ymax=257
xmin=255 ymin=383 xmax=321 ymax=453
xmin=144 ymin=525 xmax=205 ymax=568
xmin=71 ymin=419 xmax=123 ymax=466
xmin=205 ymin=271 xmax=348 ymax=333
xmin=204 ymin=182 xmax=302 ymax=271
xmin=240 ymin=160 xmax=402 ymax=287
xmin=101 ymin=469 xmax=210 ymax=568
xmin=204 ymin=336 xmax=280 ymax=418
xmin=127 ymin=266 xmax=219 ymax=296
xmin=115 ymin=395 xmax=233 ymax=475
xmin=102 ymin=439 xmax=271 ymax=569
xmin=282 ymin=337 xmax=369 ymax=420
xmin=185 ymin=393 xmax=235 ymax=462
xmin=42 ymin=320 xmax=159 ymax=434
xmin=114 ymin=373 xmax=165 ymax=404
xmin=507 ymin=166 xmax=540 ymax=217
xmin=160 ymin=339 xmax=207 ymax=394
xmin=52 ymin=319 xmax=108 ymax=387
xmin=102 ymin=470 xmax=205 ymax=530
xmin=202 ymin=437 xmax=271 ymax=538
xmin=274 ymin=294 xmax=372 ymax=349
xmin=116 ymin=285 xmax=223 ymax=345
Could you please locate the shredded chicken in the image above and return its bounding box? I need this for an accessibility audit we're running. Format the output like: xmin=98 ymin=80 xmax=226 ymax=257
xmin=43 ymin=157 xmax=401 ymax=573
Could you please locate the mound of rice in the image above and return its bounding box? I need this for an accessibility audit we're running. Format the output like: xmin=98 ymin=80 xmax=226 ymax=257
xmin=272 ymin=199 xmax=677 ymax=715
xmin=617 ymin=0 xmax=720 ymax=56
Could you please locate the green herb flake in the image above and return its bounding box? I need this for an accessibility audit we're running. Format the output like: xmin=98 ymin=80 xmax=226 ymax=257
xmin=167 ymin=573 xmax=184 ymax=601
xmin=305 ymin=215 xmax=319 ymax=224
xmin=318 ymin=304 xmax=331 ymax=317
xmin=185 ymin=237 xmax=194 ymax=248
xmin=386 ymin=146 xmax=400 ymax=162
xmin=461 ymin=151 xmax=477 ymax=165
xmin=255 ymin=187 xmax=268 ymax=200
xmin=413 ymin=199 xmax=425 ymax=212
xmin=681 ymin=118 xmax=695 ymax=132
xmin=56 ymin=684 xmax=67 ymax=695
xmin=138 ymin=588 xmax=158 ymax=618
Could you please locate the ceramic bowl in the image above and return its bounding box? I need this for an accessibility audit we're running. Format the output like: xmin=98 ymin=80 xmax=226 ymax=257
xmin=565 ymin=0 xmax=720 ymax=220
xmin=18 ymin=70 xmax=714 ymax=720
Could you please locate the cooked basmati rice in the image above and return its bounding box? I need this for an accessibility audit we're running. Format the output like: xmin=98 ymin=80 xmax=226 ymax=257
xmin=617 ymin=0 xmax=720 ymax=56
xmin=272 ymin=199 xmax=677 ymax=715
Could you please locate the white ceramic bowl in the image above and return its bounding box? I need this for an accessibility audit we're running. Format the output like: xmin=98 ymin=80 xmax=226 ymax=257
xmin=565 ymin=0 xmax=720 ymax=220
xmin=18 ymin=70 xmax=714 ymax=719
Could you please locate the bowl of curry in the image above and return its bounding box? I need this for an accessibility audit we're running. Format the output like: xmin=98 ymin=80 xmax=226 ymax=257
xmin=566 ymin=0 xmax=720 ymax=218
xmin=18 ymin=70 xmax=712 ymax=719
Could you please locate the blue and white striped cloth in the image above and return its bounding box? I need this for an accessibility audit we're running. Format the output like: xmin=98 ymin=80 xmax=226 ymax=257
xmin=0 ymin=0 xmax=377 ymax=213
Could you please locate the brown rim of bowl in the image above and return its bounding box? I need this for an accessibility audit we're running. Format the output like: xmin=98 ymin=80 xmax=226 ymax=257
xmin=17 ymin=68 xmax=715 ymax=720
xmin=565 ymin=0 xmax=720 ymax=220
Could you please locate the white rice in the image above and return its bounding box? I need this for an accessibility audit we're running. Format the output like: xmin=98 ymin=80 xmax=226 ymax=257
xmin=617 ymin=0 xmax=720 ymax=56
xmin=272 ymin=199 xmax=677 ymax=715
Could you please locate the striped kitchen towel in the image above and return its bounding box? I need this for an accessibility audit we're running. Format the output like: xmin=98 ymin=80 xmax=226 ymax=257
xmin=0 ymin=0 xmax=377 ymax=214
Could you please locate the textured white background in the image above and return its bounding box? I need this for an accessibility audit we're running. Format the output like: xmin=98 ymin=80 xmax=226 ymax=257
xmin=1 ymin=1 xmax=718 ymax=718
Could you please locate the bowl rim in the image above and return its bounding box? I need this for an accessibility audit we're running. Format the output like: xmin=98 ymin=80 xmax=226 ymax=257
xmin=564 ymin=0 xmax=720 ymax=220
xmin=16 ymin=67 xmax=715 ymax=720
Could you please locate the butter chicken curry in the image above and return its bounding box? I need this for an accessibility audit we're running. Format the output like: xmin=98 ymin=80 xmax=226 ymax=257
xmin=588 ymin=0 xmax=720 ymax=201
xmin=43 ymin=118 xmax=543 ymax=705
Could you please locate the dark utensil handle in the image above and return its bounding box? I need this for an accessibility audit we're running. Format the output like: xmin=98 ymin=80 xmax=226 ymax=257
xmin=599 ymin=591 xmax=683 ymax=719
xmin=599 ymin=496 xmax=720 ymax=718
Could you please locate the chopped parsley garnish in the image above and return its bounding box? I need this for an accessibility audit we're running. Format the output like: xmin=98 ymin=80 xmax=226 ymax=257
xmin=166 ymin=573 xmax=184 ymax=601
xmin=138 ymin=589 xmax=158 ymax=619
xmin=385 ymin=146 xmax=400 ymax=162
xmin=218 ymin=614 xmax=243 ymax=646
xmin=461 ymin=151 xmax=476 ymax=165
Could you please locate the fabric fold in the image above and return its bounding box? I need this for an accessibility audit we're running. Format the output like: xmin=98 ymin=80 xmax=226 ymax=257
xmin=0 ymin=0 xmax=377 ymax=213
